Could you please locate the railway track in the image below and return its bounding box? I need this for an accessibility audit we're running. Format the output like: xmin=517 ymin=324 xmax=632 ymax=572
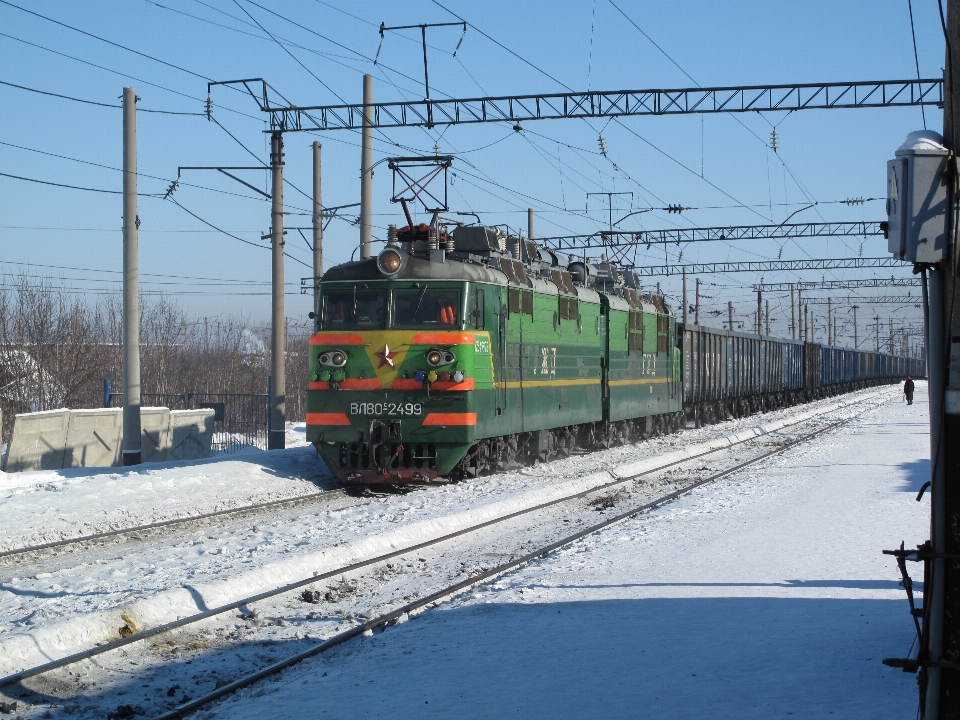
xmin=0 ymin=392 xmax=882 ymax=570
xmin=0 ymin=487 xmax=350 ymax=565
xmin=0 ymin=398 xmax=871 ymax=712
xmin=147 ymin=417 xmax=847 ymax=720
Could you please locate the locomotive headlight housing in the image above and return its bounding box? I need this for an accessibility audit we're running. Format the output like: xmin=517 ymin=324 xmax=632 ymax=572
xmin=319 ymin=350 xmax=348 ymax=367
xmin=377 ymin=247 xmax=406 ymax=276
xmin=425 ymin=348 xmax=456 ymax=367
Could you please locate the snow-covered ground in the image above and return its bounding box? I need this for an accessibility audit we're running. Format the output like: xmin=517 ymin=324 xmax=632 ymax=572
xmin=204 ymin=383 xmax=928 ymax=720
xmin=0 ymin=384 xmax=927 ymax=718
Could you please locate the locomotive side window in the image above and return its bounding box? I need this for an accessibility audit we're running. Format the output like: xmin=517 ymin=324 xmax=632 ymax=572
xmin=323 ymin=290 xmax=386 ymax=328
xmin=471 ymin=289 xmax=485 ymax=329
xmin=508 ymin=288 xmax=522 ymax=314
xmin=392 ymin=289 xmax=461 ymax=327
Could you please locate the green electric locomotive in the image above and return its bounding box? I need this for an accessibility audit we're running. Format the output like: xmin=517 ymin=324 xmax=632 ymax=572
xmin=306 ymin=220 xmax=682 ymax=484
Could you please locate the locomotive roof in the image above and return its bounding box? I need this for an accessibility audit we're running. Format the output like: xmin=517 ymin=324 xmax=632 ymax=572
xmin=322 ymin=226 xmax=671 ymax=316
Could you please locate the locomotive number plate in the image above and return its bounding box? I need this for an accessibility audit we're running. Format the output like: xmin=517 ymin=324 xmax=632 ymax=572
xmin=350 ymin=402 xmax=423 ymax=416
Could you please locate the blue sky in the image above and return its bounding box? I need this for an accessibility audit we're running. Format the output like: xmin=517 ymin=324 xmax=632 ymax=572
xmin=0 ymin=0 xmax=944 ymax=346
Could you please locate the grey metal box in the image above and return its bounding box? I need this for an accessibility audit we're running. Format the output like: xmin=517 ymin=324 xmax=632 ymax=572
xmin=887 ymin=130 xmax=950 ymax=263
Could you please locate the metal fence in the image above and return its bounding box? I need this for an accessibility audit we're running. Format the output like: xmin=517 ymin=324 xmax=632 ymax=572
xmin=107 ymin=386 xmax=269 ymax=455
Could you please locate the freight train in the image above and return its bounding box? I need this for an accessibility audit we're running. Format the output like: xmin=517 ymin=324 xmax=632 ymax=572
xmin=306 ymin=221 xmax=923 ymax=485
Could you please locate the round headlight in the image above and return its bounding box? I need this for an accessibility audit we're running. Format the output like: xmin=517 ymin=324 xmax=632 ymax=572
xmin=329 ymin=350 xmax=347 ymax=367
xmin=319 ymin=352 xmax=330 ymax=365
xmin=377 ymin=247 xmax=404 ymax=275
xmin=426 ymin=349 xmax=444 ymax=367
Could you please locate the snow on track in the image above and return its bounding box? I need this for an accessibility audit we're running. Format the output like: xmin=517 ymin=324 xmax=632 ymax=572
xmin=197 ymin=383 xmax=928 ymax=720
xmin=0 ymin=389 xmax=886 ymax=681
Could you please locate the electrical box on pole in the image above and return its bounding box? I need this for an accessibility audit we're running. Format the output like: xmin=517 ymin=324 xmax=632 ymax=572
xmin=886 ymin=130 xmax=951 ymax=263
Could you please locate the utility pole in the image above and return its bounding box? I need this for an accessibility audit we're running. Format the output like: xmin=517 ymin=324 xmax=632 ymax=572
xmin=682 ymin=269 xmax=689 ymax=325
xmin=360 ymin=74 xmax=374 ymax=259
xmin=852 ymin=305 xmax=859 ymax=348
xmin=756 ymin=289 xmax=762 ymax=335
xmin=728 ymin=301 xmax=733 ymax=332
xmin=791 ymin=284 xmax=796 ymax=340
xmin=528 ymin=208 xmax=535 ymax=240
xmin=827 ymin=297 xmax=833 ymax=345
xmin=875 ymin=315 xmax=880 ymax=352
xmin=804 ymin=305 xmax=809 ymax=342
xmin=312 ymin=141 xmax=323 ymax=311
xmin=889 ymin=317 xmax=894 ymax=355
xmin=765 ymin=299 xmax=770 ymax=335
xmin=268 ymin=131 xmax=285 ymax=451
xmin=694 ymin=278 xmax=700 ymax=325
xmin=121 ymin=86 xmax=141 ymax=466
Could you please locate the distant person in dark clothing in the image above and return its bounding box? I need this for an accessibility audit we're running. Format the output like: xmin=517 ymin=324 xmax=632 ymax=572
xmin=904 ymin=376 xmax=915 ymax=405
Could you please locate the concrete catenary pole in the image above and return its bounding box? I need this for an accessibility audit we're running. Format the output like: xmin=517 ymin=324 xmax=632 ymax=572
xmin=889 ymin=317 xmax=894 ymax=354
xmin=682 ymin=269 xmax=689 ymax=326
xmin=527 ymin=208 xmax=534 ymax=240
xmin=791 ymin=284 xmax=796 ymax=340
xmin=875 ymin=315 xmax=880 ymax=352
xmin=756 ymin=290 xmax=762 ymax=335
xmin=121 ymin=87 xmax=141 ymax=466
xmin=804 ymin=306 xmax=810 ymax=342
xmin=359 ymin=74 xmax=374 ymax=259
xmin=765 ymin=299 xmax=770 ymax=336
xmin=852 ymin=305 xmax=858 ymax=348
xmin=694 ymin=277 xmax=700 ymax=325
xmin=727 ymin=301 xmax=733 ymax=332
xmin=827 ymin=297 xmax=833 ymax=345
xmin=312 ymin=141 xmax=323 ymax=311
xmin=269 ymin=131 xmax=286 ymax=451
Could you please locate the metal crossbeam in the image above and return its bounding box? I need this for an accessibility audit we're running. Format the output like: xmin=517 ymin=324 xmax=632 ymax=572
xmin=630 ymin=257 xmax=903 ymax=277
xmin=755 ymin=277 xmax=921 ymax=292
xmin=540 ymin=221 xmax=883 ymax=250
xmin=213 ymin=79 xmax=943 ymax=132
xmin=802 ymin=295 xmax=922 ymax=305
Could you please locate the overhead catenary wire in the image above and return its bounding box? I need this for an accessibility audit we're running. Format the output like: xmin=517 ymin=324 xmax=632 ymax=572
xmin=0 ymin=79 xmax=202 ymax=114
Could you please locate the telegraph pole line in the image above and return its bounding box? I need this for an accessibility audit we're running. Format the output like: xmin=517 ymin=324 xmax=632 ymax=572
xmin=122 ymin=87 xmax=141 ymax=466
xmin=268 ymin=131 xmax=285 ymax=451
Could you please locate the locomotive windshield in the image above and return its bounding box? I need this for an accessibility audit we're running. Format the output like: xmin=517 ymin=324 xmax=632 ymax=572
xmin=322 ymin=289 xmax=386 ymax=328
xmin=392 ymin=289 xmax=460 ymax=328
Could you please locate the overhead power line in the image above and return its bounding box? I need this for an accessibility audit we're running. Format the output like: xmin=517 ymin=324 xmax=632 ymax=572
xmin=0 ymin=171 xmax=159 ymax=196
xmin=629 ymin=257 xmax=904 ymax=277
xmin=755 ymin=278 xmax=921 ymax=292
xmin=539 ymin=221 xmax=883 ymax=250
xmin=252 ymin=79 xmax=943 ymax=131
xmin=802 ymin=295 xmax=922 ymax=305
xmin=0 ymin=79 xmax=203 ymax=114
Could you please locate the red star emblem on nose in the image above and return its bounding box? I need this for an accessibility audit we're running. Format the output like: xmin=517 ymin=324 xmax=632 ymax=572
xmin=375 ymin=344 xmax=397 ymax=368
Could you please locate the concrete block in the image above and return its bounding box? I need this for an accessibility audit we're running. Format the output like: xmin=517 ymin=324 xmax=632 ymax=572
xmin=64 ymin=408 xmax=123 ymax=468
xmin=3 ymin=409 xmax=70 ymax=472
xmin=169 ymin=409 xmax=215 ymax=461
xmin=140 ymin=407 xmax=171 ymax=464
